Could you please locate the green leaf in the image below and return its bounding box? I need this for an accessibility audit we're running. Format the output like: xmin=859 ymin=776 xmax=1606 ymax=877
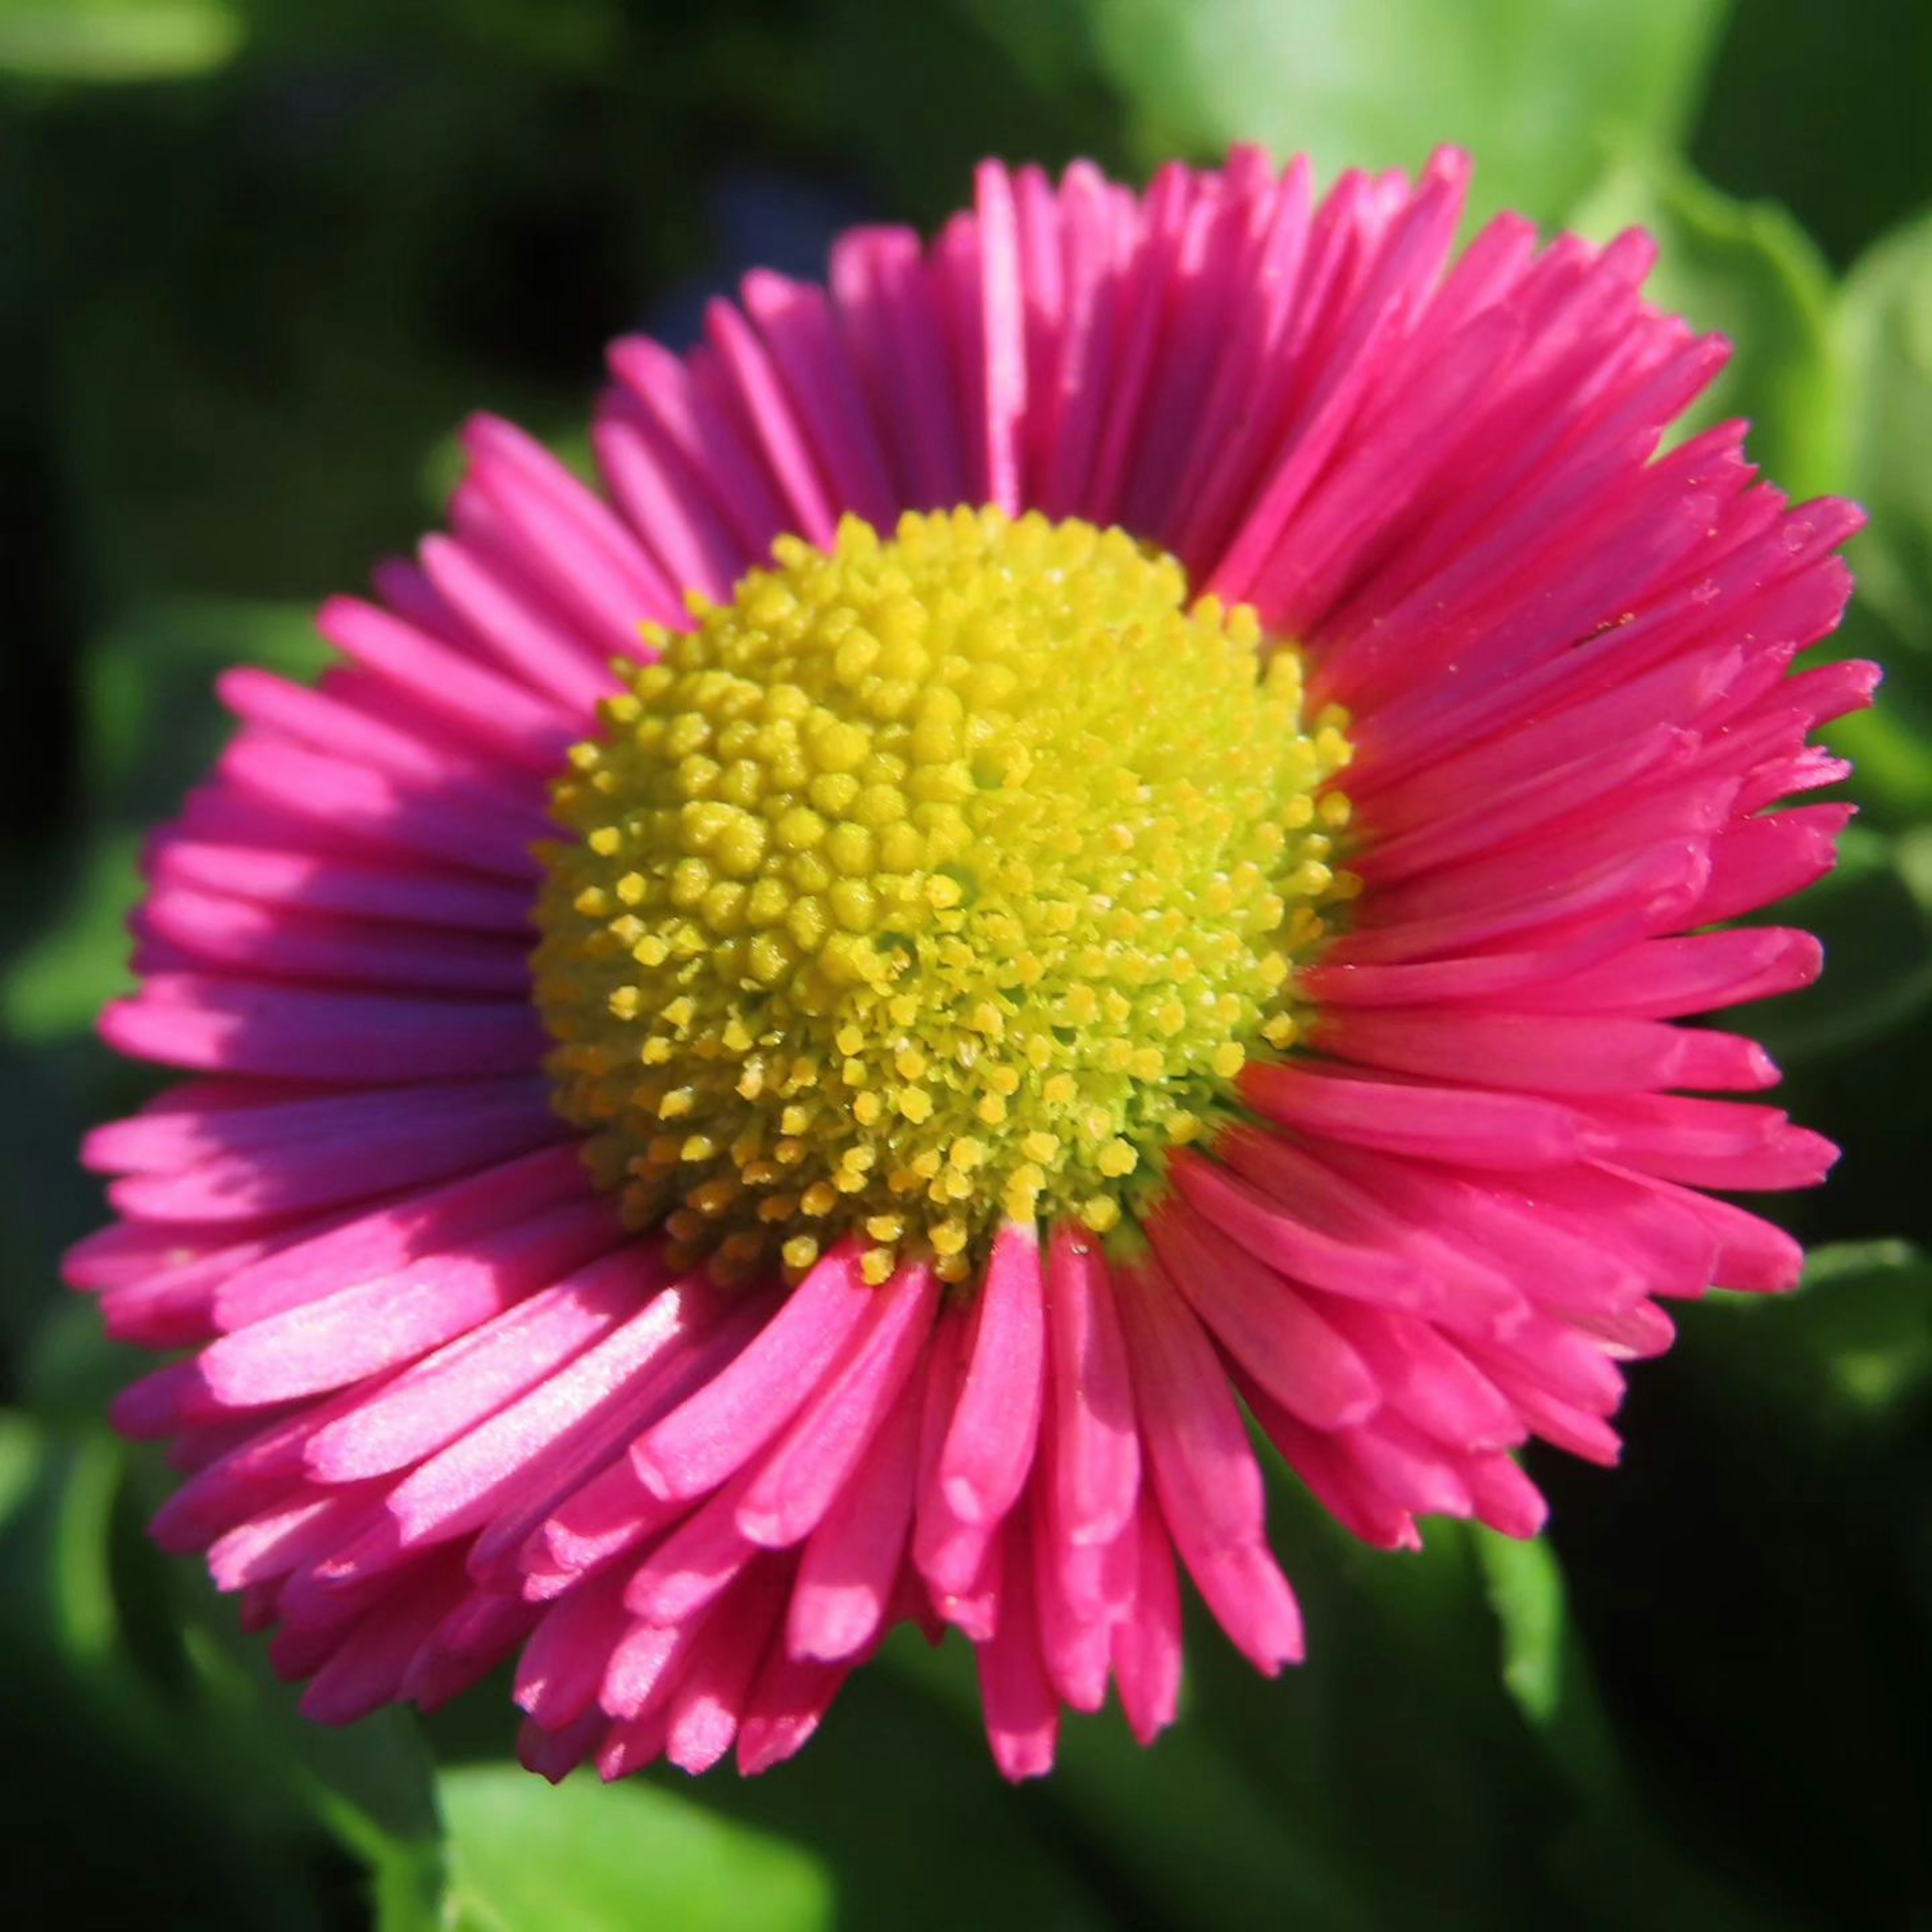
xmin=1472 ymin=1527 xmax=1802 ymax=1932
xmin=1475 ymin=1530 xmax=1619 ymax=1796
xmin=157 ymin=1518 xmax=446 ymax=1926
xmin=1082 ymin=0 xmax=1731 ymax=225
xmin=0 ymin=1421 xmax=336 ymax=1930
xmin=0 ymin=831 xmax=142 ymax=1045
xmin=0 ymin=1412 xmax=43 ymax=1535
xmin=884 ymin=1623 xmax=1378 ymax=1928
xmin=1702 ymin=1240 xmax=1932 ymax=1432
xmin=0 ymin=598 xmax=327 ymax=1049
xmin=1830 ymin=206 xmax=1932 ymax=820
xmin=1841 ymin=209 xmax=1932 ymax=618
xmin=440 ymin=1764 xmax=834 ymax=1932
xmin=84 ymin=598 xmax=329 ymax=815
xmin=0 ymin=0 xmax=242 ymax=83
xmin=1738 ymin=825 xmax=1932 ymax=1065
xmin=1691 ymin=0 xmax=1932 ymax=269
xmin=1568 ymin=152 xmax=1842 ymax=497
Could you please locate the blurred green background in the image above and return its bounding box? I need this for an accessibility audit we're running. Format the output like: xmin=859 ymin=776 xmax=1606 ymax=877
xmin=4 ymin=2 xmax=1931 ymax=1926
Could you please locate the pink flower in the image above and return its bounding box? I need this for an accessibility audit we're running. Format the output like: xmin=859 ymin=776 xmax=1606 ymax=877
xmin=73 ymin=147 xmax=1872 ymax=1784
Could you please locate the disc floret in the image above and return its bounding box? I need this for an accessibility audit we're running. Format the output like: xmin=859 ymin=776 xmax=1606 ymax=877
xmin=534 ymin=507 xmax=1352 ymax=1285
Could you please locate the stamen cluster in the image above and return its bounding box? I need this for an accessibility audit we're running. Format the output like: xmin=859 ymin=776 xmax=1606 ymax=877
xmin=535 ymin=507 xmax=1353 ymax=1284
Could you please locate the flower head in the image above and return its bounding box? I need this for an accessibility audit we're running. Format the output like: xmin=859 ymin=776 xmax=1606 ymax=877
xmin=74 ymin=147 xmax=1873 ymax=1782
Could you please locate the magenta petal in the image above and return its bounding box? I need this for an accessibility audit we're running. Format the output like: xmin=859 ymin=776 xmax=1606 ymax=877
xmin=664 ymin=1563 xmax=791 ymax=1775
xmin=1030 ymin=1480 xmax=1126 ymax=1713
xmin=1242 ymin=1061 xmax=1584 ymax=1168
xmin=515 ymin=1569 xmax=630 ymax=1730
xmin=974 ymin=1504 xmax=1060 ymax=1781
xmin=1108 ymin=1488 xmax=1184 ymax=1744
xmin=201 ymin=1197 xmax=620 ymax=1407
xmin=1146 ymin=1194 xmax=1381 ymax=1430
xmin=622 ymin=1471 xmax=759 ymax=1626
xmin=788 ymin=1370 xmax=923 ymax=1664
xmin=737 ymin=1643 xmax=851 ymax=1776
xmin=937 ymin=1224 xmax=1046 ymax=1527
xmin=1114 ymin=1255 xmax=1304 ymax=1673
xmin=629 ymin=1244 xmax=875 ymax=1503
xmin=1040 ymin=1225 xmax=1141 ymax=1552
xmin=736 ymin=1262 xmax=938 ymax=1549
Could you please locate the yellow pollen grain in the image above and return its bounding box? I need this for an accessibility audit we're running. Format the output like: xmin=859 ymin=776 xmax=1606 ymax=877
xmin=533 ymin=507 xmax=1353 ymax=1284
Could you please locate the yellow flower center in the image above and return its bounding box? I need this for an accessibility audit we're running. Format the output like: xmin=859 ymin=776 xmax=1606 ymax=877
xmin=534 ymin=507 xmax=1354 ymax=1286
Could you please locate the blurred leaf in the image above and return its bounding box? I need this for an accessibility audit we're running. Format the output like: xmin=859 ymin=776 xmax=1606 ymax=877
xmin=0 ymin=1410 xmax=41 ymax=1531
xmin=884 ymin=1623 xmax=1379 ymax=1929
xmin=1829 ymin=205 xmax=1932 ymax=820
xmin=440 ymin=1764 xmax=834 ymax=1932
xmin=0 ymin=0 xmax=242 ymax=83
xmin=1692 ymin=0 xmax=1932 ymax=267
xmin=1083 ymin=0 xmax=1731 ymax=224
xmin=1569 ymin=152 xmax=1842 ymax=496
xmin=1704 ymin=1240 xmax=1932 ymax=1432
xmin=1 ymin=831 xmax=140 ymax=1044
xmin=1473 ymin=1525 xmax=1803 ymax=1932
xmin=84 ymin=597 xmax=327 ymax=810
xmin=811 ymin=0 xmax=1129 ymax=225
xmin=508 ymin=1647 xmax=1122 ymax=1932
xmin=1841 ymin=207 xmax=1932 ymax=619
xmin=1831 ymin=683 xmax=1932 ymax=825
xmin=2 ymin=598 xmax=324 ymax=1045
xmin=1739 ymin=825 xmax=1932 ymax=1065
xmin=152 ymin=1468 xmax=447 ymax=1927
xmin=1476 ymin=1530 xmax=1619 ymax=1793
xmin=0 ymin=1419 xmax=335 ymax=1928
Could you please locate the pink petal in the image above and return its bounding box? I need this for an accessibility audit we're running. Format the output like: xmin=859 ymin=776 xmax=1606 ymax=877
xmin=1114 ymin=1256 xmax=1304 ymax=1673
xmin=936 ymin=1224 xmax=1045 ymax=1527
xmin=736 ymin=1262 xmax=938 ymax=1549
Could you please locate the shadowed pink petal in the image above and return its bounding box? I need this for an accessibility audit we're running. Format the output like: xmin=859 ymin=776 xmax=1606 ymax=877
xmin=302 ymin=1244 xmax=669 ymax=1481
xmin=736 ymin=1262 xmax=939 ymax=1549
xmin=104 ymin=976 xmax=547 ymax=1085
xmin=788 ymin=1370 xmax=923 ymax=1664
xmin=623 ymin=1469 xmax=760 ymax=1625
xmin=201 ymin=1196 xmax=621 ymax=1406
xmin=602 ymin=1611 xmax=703 ymax=1725
xmin=448 ymin=1289 xmax=772 ymax=1568
xmin=911 ymin=1306 xmax=998 ymax=1607
xmin=629 ymin=1244 xmax=875 ymax=1503
xmin=937 ymin=1224 xmax=1045 ymax=1526
xmin=1114 ymin=1255 xmax=1304 ymax=1673
xmin=975 ymin=1504 xmax=1059 ymax=1781
xmin=1040 ymin=1224 xmax=1140 ymax=1552
xmin=664 ymin=1562 xmax=792 ymax=1775
xmin=1241 ymin=1062 xmax=1584 ymax=1168
xmin=1030 ymin=1481 xmax=1129 ymax=1713
xmin=1145 ymin=1193 xmax=1381 ymax=1429
xmin=1108 ymin=1486 xmax=1184 ymax=1744
xmin=737 ymin=1644 xmax=852 ymax=1776
xmin=515 ymin=1568 xmax=632 ymax=1730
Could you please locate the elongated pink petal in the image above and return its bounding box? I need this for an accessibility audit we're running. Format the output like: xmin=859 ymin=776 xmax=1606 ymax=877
xmin=1040 ymin=1224 xmax=1140 ymax=1551
xmin=1108 ymin=1488 xmax=1184 ymax=1745
xmin=201 ymin=1197 xmax=620 ymax=1406
xmin=629 ymin=1244 xmax=875 ymax=1503
xmin=1114 ymin=1256 xmax=1303 ymax=1673
xmin=937 ymin=1224 xmax=1046 ymax=1527
xmin=787 ymin=1370 xmax=923 ymax=1664
xmin=975 ymin=1504 xmax=1059 ymax=1781
xmin=1145 ymin=1194 xmax=1381 ymax=1429
xmin=736 ymin=1262 xmax=938 ymax=1549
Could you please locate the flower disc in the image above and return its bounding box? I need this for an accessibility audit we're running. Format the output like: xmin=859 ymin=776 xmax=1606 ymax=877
xmin=535 ymin=506 xmax=1354 ymax=1283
